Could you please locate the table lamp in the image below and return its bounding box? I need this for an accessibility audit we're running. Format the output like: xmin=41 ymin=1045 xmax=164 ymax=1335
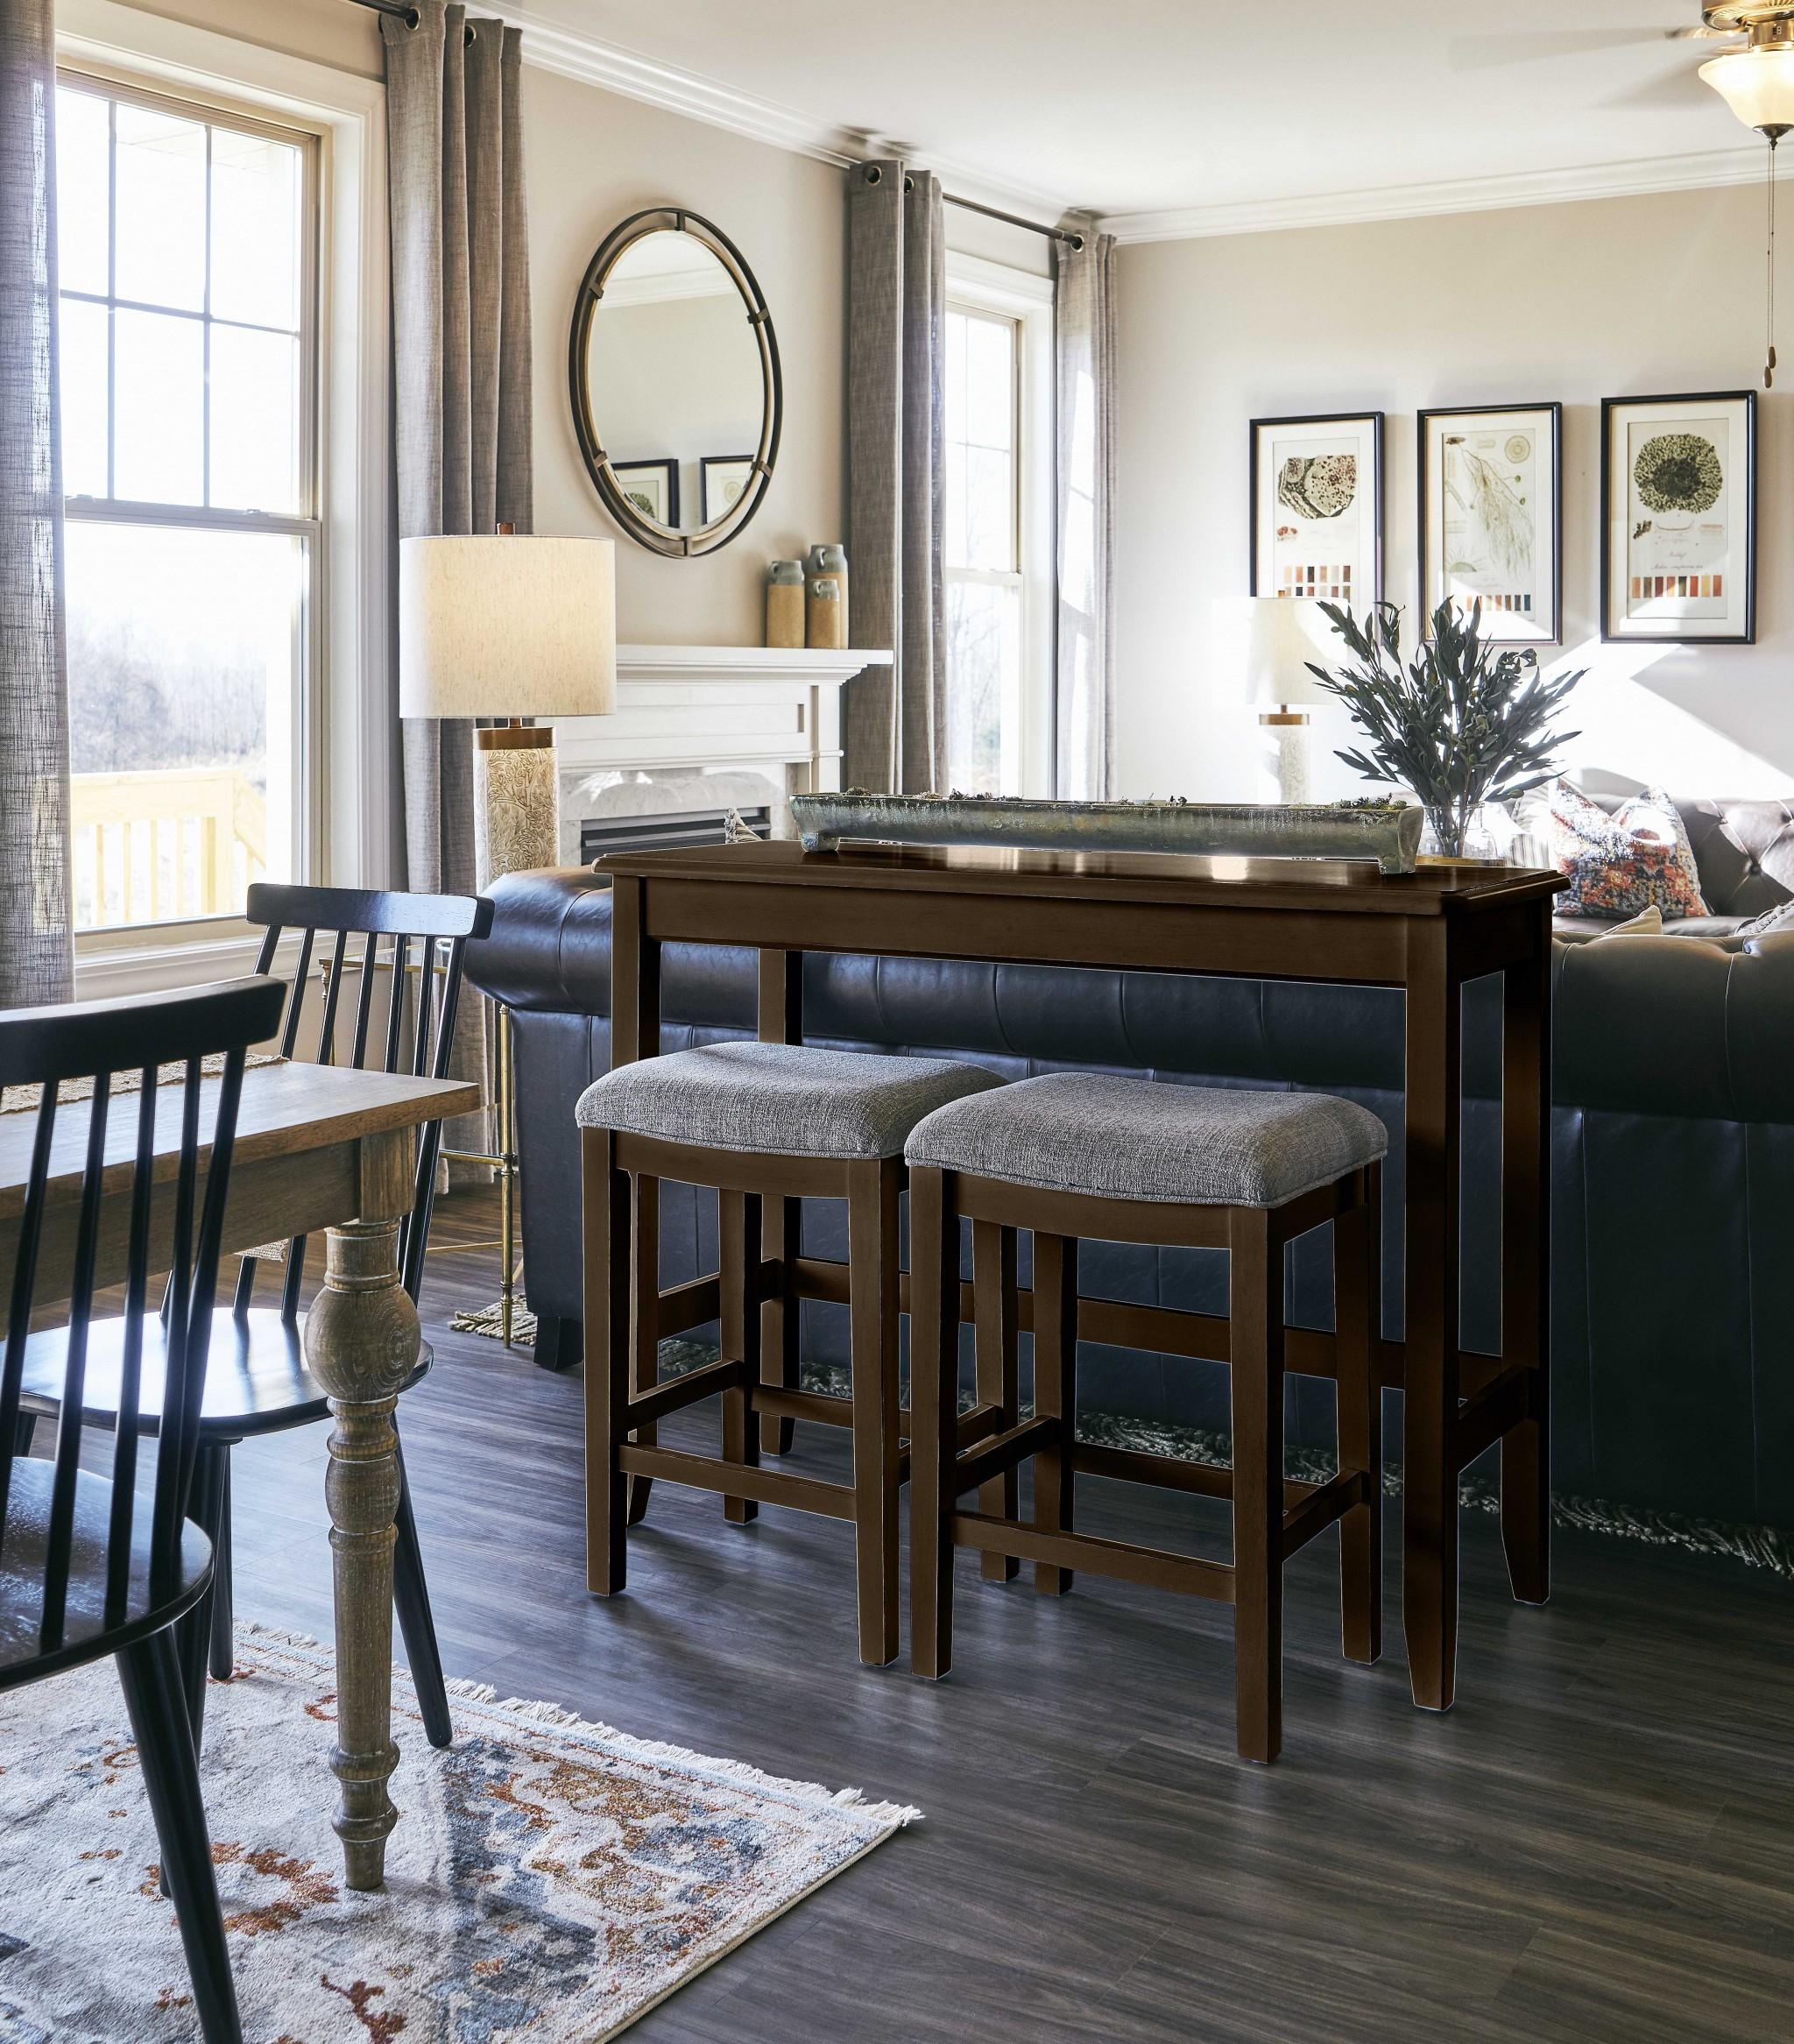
xmin=1214 ymin=596 xmax=1331 ymax=805
xmin=399 ymin=533 xmax=617 ymax=888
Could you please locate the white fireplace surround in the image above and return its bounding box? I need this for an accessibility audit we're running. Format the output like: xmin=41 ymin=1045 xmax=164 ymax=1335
xmin=549 ymin=644 xmax=892 ymax=863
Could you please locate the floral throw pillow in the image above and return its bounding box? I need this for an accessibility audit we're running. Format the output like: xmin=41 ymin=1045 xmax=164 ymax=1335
xmin=1545 ymin=782 xmax=1710 ymax=920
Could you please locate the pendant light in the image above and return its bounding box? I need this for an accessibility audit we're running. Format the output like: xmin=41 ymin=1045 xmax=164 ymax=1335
xmin=1701 ymin=11 xmax=1794 ymax=386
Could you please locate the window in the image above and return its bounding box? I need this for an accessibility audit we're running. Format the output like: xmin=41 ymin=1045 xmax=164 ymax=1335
xmin=943 ymin=258 xmax=1054 ymax=796
xmin=57 ymin=71 xmax=317 ymax=933
xmin=943 ymin=306 xmax=1021 ymax=794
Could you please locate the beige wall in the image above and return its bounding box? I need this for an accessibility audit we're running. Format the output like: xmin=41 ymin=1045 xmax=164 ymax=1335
xmin=1116 ymin=185 xmax=1794 ymax=806
xmin=526 ymin=67 xmax=844 ymax=645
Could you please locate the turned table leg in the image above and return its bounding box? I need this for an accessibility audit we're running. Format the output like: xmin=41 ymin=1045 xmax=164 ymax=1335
xmin=302 ymin=1128 xmax=420 ymax=1892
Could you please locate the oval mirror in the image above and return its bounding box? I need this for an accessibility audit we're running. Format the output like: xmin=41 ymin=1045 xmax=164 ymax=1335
xmin=569 ymin=208 xmax=781 ymax=558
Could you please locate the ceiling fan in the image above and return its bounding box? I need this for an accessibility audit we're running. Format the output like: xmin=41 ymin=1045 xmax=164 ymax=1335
xmin=1455 ymin=7 xmax=1794 ymax=383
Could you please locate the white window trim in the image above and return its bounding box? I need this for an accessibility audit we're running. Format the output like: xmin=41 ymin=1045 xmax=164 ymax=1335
xmin=944 ymin=251 xmax=1055 ymax=799
xmin=58 ymin=0 xmax=391 ymax=1000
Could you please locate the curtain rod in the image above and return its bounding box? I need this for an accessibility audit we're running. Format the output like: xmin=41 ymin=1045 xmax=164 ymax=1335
xmin=888 ymin=170 xmax=1084 ymax=250
xmin=347 ymin=3 xmax=1088 ymax=248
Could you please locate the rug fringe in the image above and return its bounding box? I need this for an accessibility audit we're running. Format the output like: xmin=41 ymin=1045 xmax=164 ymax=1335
xmin=238 ymin=1619 xmax=322 ymax=1652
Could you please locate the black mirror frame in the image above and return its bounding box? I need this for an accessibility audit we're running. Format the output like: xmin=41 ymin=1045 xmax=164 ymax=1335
xmin=568 ymin=206 xmax=783 ymax=560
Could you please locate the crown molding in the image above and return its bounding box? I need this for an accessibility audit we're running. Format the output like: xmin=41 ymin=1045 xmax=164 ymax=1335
xmin=497 ymin=3 xmax=1077 ymax=231
xmin=1098 ymin=142 xmax=1769 ymax=244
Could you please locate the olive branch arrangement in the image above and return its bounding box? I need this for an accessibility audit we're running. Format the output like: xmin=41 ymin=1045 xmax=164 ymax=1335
xmin=1307 ymin=599 xmax=1585 ymax=859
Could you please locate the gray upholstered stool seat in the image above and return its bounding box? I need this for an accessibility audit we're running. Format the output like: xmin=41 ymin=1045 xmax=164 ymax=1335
xmin=576 ymin=1041 xmax=1001 ymax=1160
xmin=906 ymin=1070 xmax=1388 ymax=1208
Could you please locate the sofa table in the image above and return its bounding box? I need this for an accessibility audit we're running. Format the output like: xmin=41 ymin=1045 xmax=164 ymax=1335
xmin=597 ymin=838 xmax=1565 ymax=1711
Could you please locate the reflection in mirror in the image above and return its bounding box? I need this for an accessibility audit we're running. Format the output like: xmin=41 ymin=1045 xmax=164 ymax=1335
xmin=584 ymin=230 xmax=766 ymax=535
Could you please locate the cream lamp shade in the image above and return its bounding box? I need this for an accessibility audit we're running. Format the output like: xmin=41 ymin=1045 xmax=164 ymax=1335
xmin=399 ymin=534 xmax=617 ymax=721
xmin=1212 ymin=596 xmax=1331 ymax=711
xmin=399 ymin=534 xmax=617 ymax=889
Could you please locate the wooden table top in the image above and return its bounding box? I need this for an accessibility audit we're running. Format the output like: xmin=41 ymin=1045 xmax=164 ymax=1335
xmin=598 ymin=838 xmax=1567 ymax=918
xmin=0 ymin=1061 xmax=482 ymax=1223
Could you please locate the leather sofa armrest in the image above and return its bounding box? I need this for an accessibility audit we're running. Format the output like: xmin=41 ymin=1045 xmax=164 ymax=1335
xmin=465 ymin=866 xmax=616 ymax=1014
xmin=1552 ymin=929 xmax=1794 ymax=1122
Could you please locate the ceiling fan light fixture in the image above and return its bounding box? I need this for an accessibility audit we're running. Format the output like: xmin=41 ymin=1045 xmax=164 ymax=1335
xmin=1701 ymin=43 xmax=1794 ymax=134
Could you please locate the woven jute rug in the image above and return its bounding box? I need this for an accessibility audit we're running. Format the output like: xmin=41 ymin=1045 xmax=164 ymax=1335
xmin=0 ymin=1627 xmax=916 ymax=2042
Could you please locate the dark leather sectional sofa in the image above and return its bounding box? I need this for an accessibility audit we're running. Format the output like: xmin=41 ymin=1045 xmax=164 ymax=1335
xmin=467 ymin=796 xmax=1794 ymax=1533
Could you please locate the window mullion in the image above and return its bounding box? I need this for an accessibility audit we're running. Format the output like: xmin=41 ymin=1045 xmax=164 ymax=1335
xmin=105 ymin=94 xmax=116 ymax=499
xmin=202 ymin=119 xmax=213 ymax=509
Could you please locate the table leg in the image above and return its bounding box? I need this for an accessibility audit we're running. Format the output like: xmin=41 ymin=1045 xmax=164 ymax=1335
xmin=1501 ymin=911 xmax=1551 ymax=1605
xmin=1403 ymin=923 xmax=1462 ymax=1713
xmin=302 ymin=1128 xmax=419 ymax=1892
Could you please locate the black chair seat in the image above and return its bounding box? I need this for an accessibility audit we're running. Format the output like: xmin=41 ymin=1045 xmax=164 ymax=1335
xmin=17 ymin=1311 xmax=433 ymax=1439
xmin=0 ymin=1460 xmax=212 ymax=1687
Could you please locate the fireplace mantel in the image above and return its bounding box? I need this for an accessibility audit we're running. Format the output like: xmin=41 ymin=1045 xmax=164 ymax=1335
xmin=550 ymin=643 xmax=892 ymax=860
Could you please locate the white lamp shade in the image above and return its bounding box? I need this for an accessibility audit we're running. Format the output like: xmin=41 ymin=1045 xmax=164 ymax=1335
xmin=399 ymin=534 xmax=618 ymax=720
xmin=1701 ymin=47 xmax=1794 ymax=134
xmin=1212 ymin=596 xmax=1333 ymax=709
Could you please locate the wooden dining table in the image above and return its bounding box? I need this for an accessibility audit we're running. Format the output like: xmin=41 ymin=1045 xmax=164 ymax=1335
xmin=0 ymin=1057 xmax=481 ymax=1891
xmin=599 ymin=836 xmax=1566 ymax=1710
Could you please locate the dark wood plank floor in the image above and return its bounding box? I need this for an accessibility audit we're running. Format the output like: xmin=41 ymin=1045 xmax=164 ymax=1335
xmin=221 ymin=1192 xmax=1794 ymax=2043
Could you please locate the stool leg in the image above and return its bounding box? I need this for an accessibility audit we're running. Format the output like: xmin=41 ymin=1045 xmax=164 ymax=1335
xmin=583 ymin=1129 xmax=631 ymax=1595
xmin=908 ymin=1165 xmax=958 ymax=1680
xmin=720 ymin=1191 xmax=762 ymax=1524
xmin=759 ymin=1195 xmax=801 ymax=1455
xmin=1336 ymin=1169 xmax=1382 ymax=1666
xmin=1230 ymin=1206 xmax=1284 ymax=1764
xmin=1032 ymin=1232 xmax=1078 ymax=1596
xmin=973 ymin=1220 xmax=1021 ymax=1584
xmin=846 ymin=1157 xmax=902 ymax=1666
xmin=625 ymin=1173 xmax=660 ymax=1526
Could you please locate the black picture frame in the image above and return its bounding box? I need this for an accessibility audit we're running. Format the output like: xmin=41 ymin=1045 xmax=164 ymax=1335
xmin=1600 ymin=389 xmax=1756 ymax=646
xmin=611 ymin=457 xmax=679 ymax=529
xmin=1248 ymin=410 xmax=1383 ymax=606
xmin=700 ymin=454 xmax=755 ymax=526
xmin=1417 ymin=401 xmax=1563 ymax=645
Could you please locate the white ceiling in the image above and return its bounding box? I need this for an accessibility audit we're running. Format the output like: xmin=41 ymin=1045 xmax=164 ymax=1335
xmin=512 ymin=0 xmax=1765 ymax=236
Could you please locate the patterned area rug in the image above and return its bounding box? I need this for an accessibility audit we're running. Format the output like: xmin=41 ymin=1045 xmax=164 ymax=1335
xmin=0 ymin=1629 xmax=916 ymax=2042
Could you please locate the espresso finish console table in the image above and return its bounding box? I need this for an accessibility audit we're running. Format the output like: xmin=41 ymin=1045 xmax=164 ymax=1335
xmin=596 ymin=838 xmax=1564 ymax=1710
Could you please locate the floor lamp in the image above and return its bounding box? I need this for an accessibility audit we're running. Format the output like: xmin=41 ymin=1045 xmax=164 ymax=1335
xmin=399 ymin=531 xmax=618 ymax=1343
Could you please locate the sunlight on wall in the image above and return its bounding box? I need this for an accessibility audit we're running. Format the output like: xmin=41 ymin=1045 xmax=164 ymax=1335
xmin=1551 ymin=639 xmax=1794 ymax=798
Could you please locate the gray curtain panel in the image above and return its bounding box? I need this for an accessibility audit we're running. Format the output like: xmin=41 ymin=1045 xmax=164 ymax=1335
xmin=0 ymin=0 xmax=73 ymax=1008
xmin=845 ymin=160 xmax=946 ymax=794
xmin=382 ymin=0 xmax=533 ymax=889
xmin=382 ymin=0 xmax=533 ymax=1161
xmin=1054 ymin=230 xmax=1117 ymax=800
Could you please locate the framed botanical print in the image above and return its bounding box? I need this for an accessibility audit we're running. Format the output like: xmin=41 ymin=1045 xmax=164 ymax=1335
xmin=612 ymin=457 xmax=679 ymax=528
xmin=1418 ymin=402 xmax=1561 ymax=643
xmin=1601 ymin=391 xmax=1755 ymax=644
xmin=700 ymin=454 xmax=755 ymax=525
xmin=1249 ymin=411 xmax=1382 ymax=607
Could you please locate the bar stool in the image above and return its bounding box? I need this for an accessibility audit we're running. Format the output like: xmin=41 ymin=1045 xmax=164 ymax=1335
xmin=576 ymin=1040 xmax=1002 ymax=1665
xmin=904 ymin=1072 xmax=1386 ymax=1761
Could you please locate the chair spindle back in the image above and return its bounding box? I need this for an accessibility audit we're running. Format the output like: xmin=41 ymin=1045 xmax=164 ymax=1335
xmin=0 ymin=977 xmax=286 ymax=1654
xmin=234 ymin=884 xmax=495 ymax=1315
